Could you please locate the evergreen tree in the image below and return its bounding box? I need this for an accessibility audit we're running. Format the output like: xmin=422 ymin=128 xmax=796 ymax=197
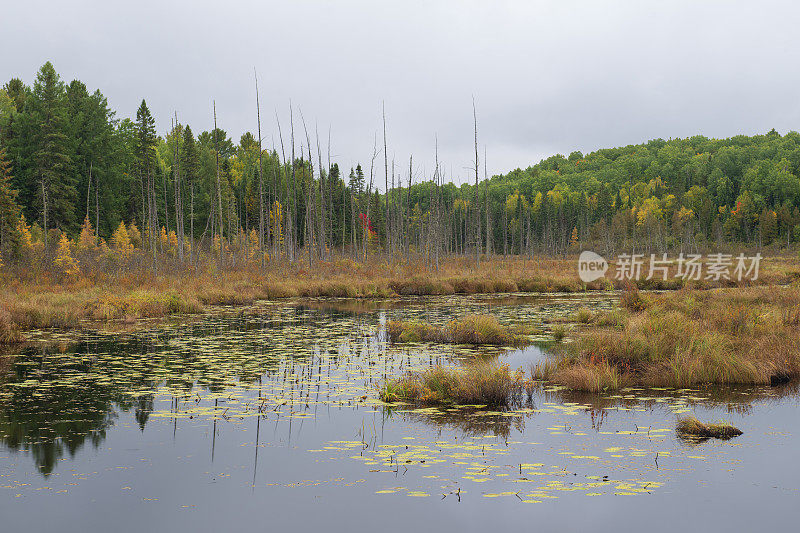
xmin=30 ymin=62 xmax=75 ymax=236
xmin=65 ymin=80 xmax=116 ymax=233
xmin=0 ymin=88 xmax=16 ymax=141
xmin=134 ymin=99 xmax=158 ymax=268
xmin=181 ymin=125 xmax=199 ymax=241
xmin=2 ymin=78 xmax=27 ymax=112
xmin=0 ymin=148 xmax=21 ymax=260
xmin=351 ymin=164 xmax=365 ymax=195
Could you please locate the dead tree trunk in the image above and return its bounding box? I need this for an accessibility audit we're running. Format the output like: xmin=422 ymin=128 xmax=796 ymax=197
xmin=255 ymin=72 xmax=265 ymax=267
xmin=473 ymin=98 xmax=480 ymax=267
xmin=382 ymin=102 xmax=390 ymax=263
xmin=172 ymin=116 xmax=184 ymax=261
xmin=86 ymin=162 xmax=92 ymax=225
xmin=214 ymin=101 xmax=224 ymax=271
xmin=41 ymin=180 xmax=48 ymax=251
xmin=289 ymin=104 xmax=298 ymax=262
xmin=484 ymin=146 xmax=490 ymax=256
xmin=364 ymin=136 xmax=378 ymax=262
xmin=95 ymin=177 xmax=99 ymax=243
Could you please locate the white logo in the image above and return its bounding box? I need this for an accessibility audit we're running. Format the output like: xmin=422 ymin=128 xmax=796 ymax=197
xmin=578 ymin=250 xmax=608 ymax=282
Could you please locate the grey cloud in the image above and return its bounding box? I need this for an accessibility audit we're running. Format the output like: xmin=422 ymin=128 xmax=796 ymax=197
xmin=3 ymin=0 xmax=800 ymax=185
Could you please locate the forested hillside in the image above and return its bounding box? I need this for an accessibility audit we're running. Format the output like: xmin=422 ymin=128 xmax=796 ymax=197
xmin=1 ymin=62 xmax=799 ymax=274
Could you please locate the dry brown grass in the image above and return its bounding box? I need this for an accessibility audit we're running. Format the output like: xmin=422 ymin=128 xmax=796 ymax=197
xmin=541 ymin=285 xmax=800 ymax=390
xmin=387 ymin=314 xmax=534 ymax=346
xmin=2 ymin=252 xmax=800 ymax=344
xmin=0 ymin=309 xmax=22 ymax=344
xmin=533 ymin=358 xmax=631 ymax=392
xmin=379 ymin=361 xmax=524 ymax=406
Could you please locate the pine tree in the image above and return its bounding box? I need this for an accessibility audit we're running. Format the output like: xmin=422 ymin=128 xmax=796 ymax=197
xmin=0 ymin=88 xmax=16 ymax=142
xmin=135 ymin=100 xmax=157 ymax=268
xmin=181 ymin=125 xmax=199 ymax=263
xmin=349 ymin=164 xmax=365 ymax=195
xmin=31 ymin=62 xmax=75 ymax=237
xmin=2 ymin=78 xmax=27 ymax=111
xmin=0 ymin=148 xmax=21 ymax=261
xmin=65 ymin=79 xmax=115 ymax=236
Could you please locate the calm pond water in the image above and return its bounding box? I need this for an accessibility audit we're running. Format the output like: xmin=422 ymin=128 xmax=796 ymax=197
xmin=1 ymin=293 xmax=799 ymax=532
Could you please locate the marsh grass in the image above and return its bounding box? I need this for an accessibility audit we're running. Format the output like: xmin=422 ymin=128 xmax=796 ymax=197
xmin=0 ymin=309 xmax=22 ymax=344
xmin=379 ymin=361 xmax=523 ymax=406
xmin=575 ymin=308 xmax=595 ymax=323
xmin=551 ymin=324 xmax=567 ymax=342
xmin=594 ymin=308 xmax=628 ymax=328
xmin=619 ymin=286 xmax=649 ymax=312
xmin=676 ymin=417 xmax=743 ymax=441
xmin=530 ymin=357 xmax=630 ymax=392
xmin=0 ymin=287 xmax=206 ymax=343
xmin=387 ymin=314 xmax=533 ymax=346
xmin=2 ymin=253 xmax=799 ymax=344
xmin=544 ymin=286 xmax=800 ymax=390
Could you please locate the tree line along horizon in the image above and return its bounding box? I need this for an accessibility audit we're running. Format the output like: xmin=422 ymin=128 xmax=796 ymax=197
xmin=2 ymin=62 xmax=800 ymax=273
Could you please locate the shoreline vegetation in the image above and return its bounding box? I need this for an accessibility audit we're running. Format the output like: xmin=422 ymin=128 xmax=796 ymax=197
xmin=534 ymin=285 xmax=800 ymax=391
xmin=379 ymin=280 xmax=800 ymax=406
xmin=387 ymin=314 xmax=534 ymax=346
xmin=4 ymin=63 xmax=800 ymax=356
xmin=3 ymin=254 xmax=800 ymax=345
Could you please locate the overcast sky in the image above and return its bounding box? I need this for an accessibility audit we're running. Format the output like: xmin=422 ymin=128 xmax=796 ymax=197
xmin=3 ymin=0 xmax=800 ymax=185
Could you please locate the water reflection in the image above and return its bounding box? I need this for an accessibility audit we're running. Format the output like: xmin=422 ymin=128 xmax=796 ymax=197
xmin=0 ymin=300 xmax=443 ymax=475
xmin=0 ymin=293 xmax=798 ymax=533
xmin=2 ymin=293 xmax=798 ymax=476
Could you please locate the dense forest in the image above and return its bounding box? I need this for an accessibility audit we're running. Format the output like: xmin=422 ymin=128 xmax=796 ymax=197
xmin=2 ymin=62 xmax=800 ymax=274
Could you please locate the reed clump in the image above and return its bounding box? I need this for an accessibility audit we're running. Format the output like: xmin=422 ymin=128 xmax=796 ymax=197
xmin=538 ymin=286 xmax=800 ymax=390
xmin=575 ymin=307 xmax=595 ymax=323
xmin=676 ymin=417 xmax=743 ymax=440
xmin=379 ymin=361 xmax=523 ymax=406
xmin=0 ymin=309 xmax=22 ymax=344
xmin=619 ymin=286 xmax=649 ymax=312
xmin=387 ymin=314 xmax=533 ymax=346
xmin=551 ymin=324 xmax=567 ymax=341
xmin=531 ymin=357 xmax=631 ymax=392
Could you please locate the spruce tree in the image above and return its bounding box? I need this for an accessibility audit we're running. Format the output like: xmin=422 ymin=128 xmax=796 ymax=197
xmin=31 ymin=62 xmax=75 ymax=236
xmin=2 ymin=78 xmax=27 ymax=111
xmin=0 ymin=148 xmax=21 ymax=261
xmin=135 ymin=99 xmax=157 ymax=259
xmin=180 ymin=125 xmax=199 ymax=245
xmin=349 ymin=164 xmax=365 ymax=195
xmin=65 ymin=80 xmax=115 ymax=235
